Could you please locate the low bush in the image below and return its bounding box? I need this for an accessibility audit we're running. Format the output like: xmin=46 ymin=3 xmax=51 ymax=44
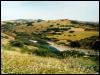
xmin=69 ymin=31 xmax=75 ymax=33
xmin=79 ymin=36 xmax=99 ymax=50
xmin=10 ymin=40 xmax=24 ymax=47
xmin=61 ymin=50 xmax=85 ymax=57
xmin=69 ymin=41 xmax=81 ymax=48
xmin=32 ymin=47 xmax=58 ymax=58
xmin=57 ymin=42 xmax=65 ymax=45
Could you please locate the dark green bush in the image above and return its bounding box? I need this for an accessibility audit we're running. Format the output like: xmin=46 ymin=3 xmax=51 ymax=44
xmin=69 ymin=31 xmax=75 ymax=33
xmin=92 ymin=40 xmax=99 ymax=50
xmin=57 ymin=23 xmax=60 ymax=25
xmin=69 ymin=41 xmax=81 ymax=48
xmin=79 ymin=36 xmax=99 ymax=50
xmin=32 ymin=47 xmax=58 ymax=57
xmin=71 ymin=20 xmax=79 ymax=24
xmin=57 ymin=42 xmax=65 ymax=45
xmin=61 ymin=50 xmax=85 ymax=57
xmin=37 ymin=19 xmax=44 ymax=22
xmin=50 ymin=25 xmax=53 ymax=27
xmin=1 ymin=23 xmax=16 ymax=32
xmin=10 ymin=40 xmax=24 ymax=47
xmin=26 ymin=22 xmax=33 ymax=26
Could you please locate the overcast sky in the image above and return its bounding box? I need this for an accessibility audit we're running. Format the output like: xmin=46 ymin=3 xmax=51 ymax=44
xmin=1 ymin=1 xmax=99 ymax=22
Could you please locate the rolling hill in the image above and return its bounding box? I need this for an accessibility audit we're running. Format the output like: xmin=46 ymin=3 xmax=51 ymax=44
xmin=1 ymin=19 xmax=99 ymax=74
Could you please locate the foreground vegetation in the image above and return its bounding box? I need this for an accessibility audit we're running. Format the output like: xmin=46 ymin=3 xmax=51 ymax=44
xmin=1 ymin=42 xmax=99 ymax=74
xmin=1 ymin=50 xmax=99 ymax=74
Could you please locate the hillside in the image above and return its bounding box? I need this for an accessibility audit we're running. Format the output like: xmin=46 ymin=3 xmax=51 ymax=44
xmin=1 ymin=19 xmax=99 ymax=74
xmin=1 ymin=19 xmax=99 ymax=48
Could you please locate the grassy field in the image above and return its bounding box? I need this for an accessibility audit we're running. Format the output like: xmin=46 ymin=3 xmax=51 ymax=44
xmin=47 ymin=29 xmax=99 ymax=43
xmin=1 ymin=50 xmax=98 ymax=74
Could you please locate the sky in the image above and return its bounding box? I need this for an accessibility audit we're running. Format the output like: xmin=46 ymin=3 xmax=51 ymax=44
xmin=1 ymin=1 xmax=99 ymax=22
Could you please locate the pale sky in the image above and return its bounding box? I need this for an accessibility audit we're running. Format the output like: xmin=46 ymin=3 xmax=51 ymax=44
xmin=1 ymin=1 xmax=99 ymax=22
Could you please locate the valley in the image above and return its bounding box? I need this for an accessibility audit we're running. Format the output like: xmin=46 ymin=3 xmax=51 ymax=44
xmin=1 ymin=19 xmax=99 ymax=74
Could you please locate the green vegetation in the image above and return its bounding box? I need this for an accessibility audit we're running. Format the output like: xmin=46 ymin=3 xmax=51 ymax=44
xmin=69 ymin=30 xmax=75 ymax=33
xmin=71 ymin=20 xmax=79 ymax=24
xmin=61 ymin=50 xmax=85 ymax=57
xmin=10 ymin=40 xmax=24 ymax=47
xmin=69 ymin=41 xmax=81 ymax=48
xmin=1 ymin=22 xmax=16 ymax=32
xmin=79 ymin=36 xmax=99 ymax=50
xmin=1 ymin=19 xmax=99 ymax=74
xmin=1 ymin=50 xmax=99 ymax=74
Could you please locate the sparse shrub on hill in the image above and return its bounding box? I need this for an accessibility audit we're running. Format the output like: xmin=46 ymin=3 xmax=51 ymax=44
xmin=68 ymin=35 xmax=71 ymax=36
xmin=69 ymin=41 xmax=81 ymax=48
xmin=71 ymin=20 xmax=80 ymax=24
xmin=92 ymin=40 xmax=99 ymax=50
xmin=67 ymin=39 xmax=72 ymax=42
xmin=79 ymin=36 xmax=99 ymax=50
xmin=73 ymin=35 xmax=76 ymax=36
xmin=1 ymin=23 xmax=16 ymax=32
xmin=50 ymin=25 xmax=53 ymax=27
xmin=10 ymin=40 xmax=24 ymax=47
xmin=69 ymin=30 xmax=75 ymax=33
xmin=1 ymin=35 xmax=8 ymax=39
xmin=57 ymin=23 xmax=60 ymax=25
xmin=65 ymin=25 xmax=74 ymax=27
xmin=37 ymin=39 xmax=49 ymax=45
xmin=61 ymin=50 xmax=85 ymax=57
xmin=37 ymin=19 xmax=44 ymax=22
xmin=15 ymin=32 xmax=31 ymax=39
xmin=57 ymin=42 xmax=65 ymax=45
xmin=26 ymin=22 xmax=33 ymax=26
xmin=32 ymin=46 xmax=59 ymax=58
xmin=51 ymin=38 xmax=59 ymax=42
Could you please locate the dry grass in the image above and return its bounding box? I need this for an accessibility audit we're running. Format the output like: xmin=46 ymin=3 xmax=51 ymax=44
xmin=47 ymin=30 xmax=99 ymax=43
xmin=1 ymin=50 xmax=98 ymax=74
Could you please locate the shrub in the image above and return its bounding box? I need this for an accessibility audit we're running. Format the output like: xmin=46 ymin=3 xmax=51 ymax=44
xmin=1 ymin=35 xmax=8 ymax=39
xmin=71 ymin=20 xmax=79 ymax=24
xmin=69 ymin=31 xmax=75 ymax=33
xmin=10 ymin=40 xmax=24 ymax=47
xmin=57 ymin=23 xmax=60 ymax=25
xmin=68 ymin=35 xmax=71 ymax=36
xmin=69 ymin=41 xmax=81 ymax=48
xmin=79 ymin=36 xmax=99 ymax=50
xmin=57 ymin=42 xmax=65 ymax=45
xmin=37 ymin=19 xmax=44 ymax=22
xmin=67 ymin=40 xmax=72 ymax=42
xmin=38 ymin=40 xmax=49 ymax=45
xmin=92 ymin=40 xmax=99 ymax=50
xmin=50 ymin=25 xmax=53 ymax=27
xmin=1 ymin=23 xmax=16 ymax=32
xmin=26 ymin=22 xmax=33 ymax=26
xmin=73 ymin=35 xmax=76 ymax=36
xmin=61 ymin=50 xmax=85 ymax=57
xmin=32 ymin=47 xmax=57 ymax=57
xmin=15 ymin=32 xmax=30 ymax=37
xmin=21 ymin=46 xmax=30 ymax=53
